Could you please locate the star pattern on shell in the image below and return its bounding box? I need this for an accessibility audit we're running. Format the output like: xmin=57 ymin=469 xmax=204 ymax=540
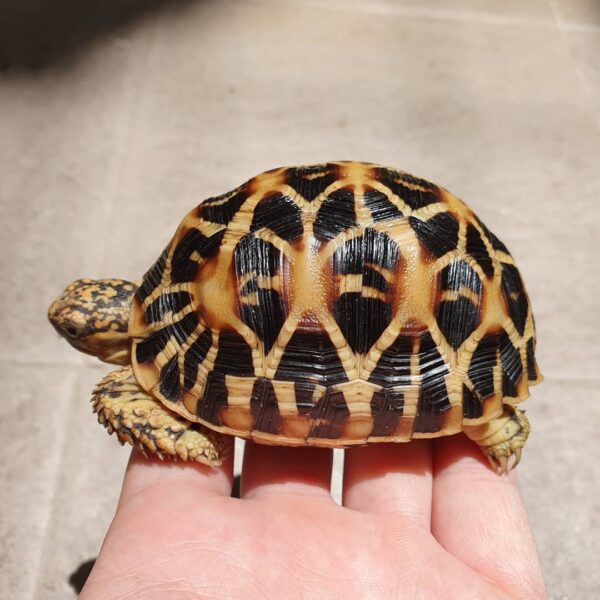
xmin=128 ymin=161 xmax=541 ymax=447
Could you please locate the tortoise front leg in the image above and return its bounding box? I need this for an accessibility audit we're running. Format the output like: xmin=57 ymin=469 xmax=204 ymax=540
xmin=463 ymin=405 xmax=530 ymax=475
xmin=91 ymin=366 xmax=226 ymax=467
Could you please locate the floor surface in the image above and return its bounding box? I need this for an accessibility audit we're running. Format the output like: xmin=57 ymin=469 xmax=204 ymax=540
xmin=1 ymin=1 xmax=599 ymax=598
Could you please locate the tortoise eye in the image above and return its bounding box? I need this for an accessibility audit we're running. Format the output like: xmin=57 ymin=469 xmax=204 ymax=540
xmin=65 ymin=325 xmax=79 ymax=338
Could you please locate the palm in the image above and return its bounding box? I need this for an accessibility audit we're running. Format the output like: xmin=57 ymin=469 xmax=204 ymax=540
xmin=81 ymin=437 xmax=545 ymax=599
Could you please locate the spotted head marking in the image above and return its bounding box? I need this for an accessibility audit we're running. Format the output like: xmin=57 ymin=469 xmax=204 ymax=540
xmin=48 ymin=278 xmax=137 ymax=365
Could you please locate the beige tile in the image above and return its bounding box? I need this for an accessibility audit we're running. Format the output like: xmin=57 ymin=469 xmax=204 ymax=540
xmin=519 ymin=379 xmax=600 ymax=599
xmin=32 ymin=364 xmax=129 ymax=599
xmin=0 ymin=363 xmax=77 ymax=599
xmin=0 ymin=361 xmax=127 ymax=599
xmin=563 ymin=31 xmax=600 ymax=128
xmin=0 ymin=34 xmax=153 ymax=365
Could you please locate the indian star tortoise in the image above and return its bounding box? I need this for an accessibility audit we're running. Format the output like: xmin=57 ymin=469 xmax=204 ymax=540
xmin=48 ymin=161 xmax=542 ymax=474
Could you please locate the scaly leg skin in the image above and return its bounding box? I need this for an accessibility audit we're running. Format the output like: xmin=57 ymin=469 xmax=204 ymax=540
xmin=91 ymin=366 xmax=226 ymax=467
xmin=463 ymin=405 xmax=530 ymax=475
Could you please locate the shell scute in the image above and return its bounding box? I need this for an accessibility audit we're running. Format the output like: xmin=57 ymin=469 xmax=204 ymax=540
xmin=466 ymin=223 xmax=495 ymax=277
xmin=375 ymin=167 xmax=441 ymax=210
xmin=435 ymin=260 xmax=483 ymax=351
xmin=197 ymin=187 xmax=250 ymax=225
xmin=363 ymin=186 xmax=404 ymax=222
xmin=314 ymin=187 xmax=357 ymax=240
xmin=170 ymin=228 xmax=225 ymax=283
xmin=284 ymin=163 xmax=339 ymax=202
xmin=250 ymin=193 xmax=303 ymax=241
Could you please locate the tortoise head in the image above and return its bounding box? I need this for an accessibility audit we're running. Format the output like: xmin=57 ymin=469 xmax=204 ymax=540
xmin=48 ymin=278 xmax=137 ymax=365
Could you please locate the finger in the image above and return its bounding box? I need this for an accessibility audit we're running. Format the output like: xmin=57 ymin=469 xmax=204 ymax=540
xmin=240 ymin=441 xmax=334 ymax=501
xmin=432 ymin=434 xmax=545 ymax=599
xmin=119 ymin=437 xmax=235 ymax=505
xmin=343 ymin=440 xmax=433 ymax=527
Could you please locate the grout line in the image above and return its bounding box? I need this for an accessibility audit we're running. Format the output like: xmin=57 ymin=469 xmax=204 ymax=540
xmin=247 ymin=0 xmax=559 ymax=30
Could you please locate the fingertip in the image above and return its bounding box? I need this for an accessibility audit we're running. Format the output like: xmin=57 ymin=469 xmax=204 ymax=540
xmin=120 ymin=440 xmax=235 ymax=503
xmin=432 ymin=434 xmax=544 ymax=599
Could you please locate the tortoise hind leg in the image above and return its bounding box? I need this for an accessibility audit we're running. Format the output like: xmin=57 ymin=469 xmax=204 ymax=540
xmin=91 ymin=366 xmax=226 ymax=467
xmin=463 ymin=405 xmax=530 ymax=475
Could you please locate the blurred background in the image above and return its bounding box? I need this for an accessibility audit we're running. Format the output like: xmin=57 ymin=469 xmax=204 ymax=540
xmin=1 ymin=1 xmax=599 ymax=598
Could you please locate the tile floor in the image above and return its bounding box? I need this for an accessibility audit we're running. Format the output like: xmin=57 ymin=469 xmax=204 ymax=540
xmin=0 ymin=1 xmax=598 ymax=598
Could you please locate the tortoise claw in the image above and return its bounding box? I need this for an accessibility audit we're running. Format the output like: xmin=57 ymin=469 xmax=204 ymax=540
xmin=489 ymin=453 xmax=509 ymax=475
xmin=512 ymin=447 xmax=522 ymax=469
xmin=465 ymin=406 xmax=530 ymax=475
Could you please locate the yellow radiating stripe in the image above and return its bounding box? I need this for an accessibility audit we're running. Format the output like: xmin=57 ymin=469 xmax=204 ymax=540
xmin=439 ymin=286 xmax=480 ymax=305
xmin=361 ymin=287 xmax=387 ymax=302
xmin=338 ymin=274 xmax=362 ymax=294
xmin=241 ymin=292 xmax=259 ymax=306
xmin=201 ymin=190 xmax=239 ymax=208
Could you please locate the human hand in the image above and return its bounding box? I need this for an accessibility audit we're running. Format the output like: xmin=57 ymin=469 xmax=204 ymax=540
xmin=80 ymin=435 xmax=545 ymax=599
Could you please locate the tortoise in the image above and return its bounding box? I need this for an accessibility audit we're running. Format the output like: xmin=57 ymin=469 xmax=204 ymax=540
xmin=48 ymin=161 xmax=542 ymax=474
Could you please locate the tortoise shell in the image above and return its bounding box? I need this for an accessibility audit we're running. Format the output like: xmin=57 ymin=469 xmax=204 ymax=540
xmin=129 ymin=161 xmax=541 ymax=447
